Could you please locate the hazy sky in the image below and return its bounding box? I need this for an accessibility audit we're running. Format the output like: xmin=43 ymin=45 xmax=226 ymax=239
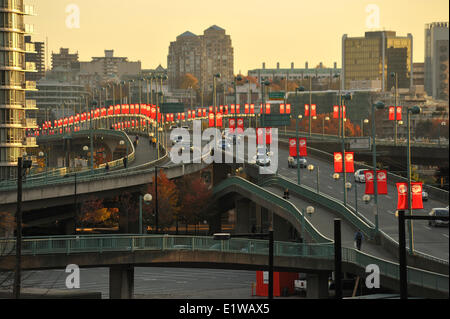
xmin=29 ymin=0 xmax=449 ymax=73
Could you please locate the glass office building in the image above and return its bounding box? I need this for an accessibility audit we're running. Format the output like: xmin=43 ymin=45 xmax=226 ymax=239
xmin=0 ymin=0 xmax=38 ymax=180
xmin=342 ymin=31 xmax=413 ymax=91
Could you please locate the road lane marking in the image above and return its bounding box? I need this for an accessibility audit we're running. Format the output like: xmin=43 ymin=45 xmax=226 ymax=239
xmin=443 ymin=234 xmax=449 ymax=239
xmin=424 ymin=226 xmax=432 ymax=230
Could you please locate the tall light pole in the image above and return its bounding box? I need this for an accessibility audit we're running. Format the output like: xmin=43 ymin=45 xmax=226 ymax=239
xmin=322 ymin=116 xmax=330 ymax=136
xmin=391 ymin=72 xmax=399 ymax=146
xmin=340 ymin=93 xmax=352 ymax=207
xmin=295 ymin=86 xmax=305 ymax=185
xmin=371 ymin=100 xmax=386 ymax=234
xmin=406 ymin=105 xmax=421 ymax=253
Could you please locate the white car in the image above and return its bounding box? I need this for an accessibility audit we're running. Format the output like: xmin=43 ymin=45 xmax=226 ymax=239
xmin=255 ymin=146 xmax=271 ymax=167
xmin=354 ymin=169 xmax=367 ymax=183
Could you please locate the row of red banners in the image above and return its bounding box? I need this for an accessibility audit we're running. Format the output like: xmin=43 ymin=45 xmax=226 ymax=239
xmin=364 ymin=170 xmax=388 ymax=195
xmin=396 ymin=182 xmax=423 ymax=210
xmin=388 ymin=106 xmax=403 ymax=121
xmin=334 ymin=152 xmax=355 ymax=173
xmin=288 ymin=138 xmax=308 ymax=157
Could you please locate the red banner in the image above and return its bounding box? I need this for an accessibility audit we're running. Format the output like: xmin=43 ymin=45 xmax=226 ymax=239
xmin=236 ymin=104 xmax=240 ymax=114
xmin=311 ymin=104 xmax=317 ymax=117
xmin=396 ymin=183 xmax=408 ymax=210
xmin=289 ymin=138 xmax=297 ymax=157
xmin=334 ymin=152 xmax=343 ymax=173
xmin=265 ymin=104 xmax=270 ymax=114
xmin=257 ymin=128 xmax=265 ymax=145
xmin=333 ymin=105 xmax=339 ymax=119
xmin=244 ymin=104 xmax=249 ymax=114
xmin=250 ymin=104 xmax=255 ymax=114
xmin=345 ymin=152 xmax=355 ymax=173
xmin=365 ymin=170 xmax=375 ymax=194
xmin=396 ymin=106 xmax=402 ymax=121
xmin=216 ymin=112 xmax=223 ymax=127
xmin=237 ymin=118 xmax=244 ymax=133
xmin=229 ymin=118 xmax=236 ymax=133
xmin=231 ymin=104 xmax=235 ymax=114
xmin=286 ymin=104 xmax=291 ymax=114
xmin=389 ymin=106 xmax=395 ymax=121
xmin=305 ymin=104 xmax=310 ymax=117
xmin=266 ymin=128 xmax=272 ymax=145
xmin=377 ymin=170 xmax=388 ymax=195
xmin=411 ymin=182 xmax=424 ymax=209
xmin=299 ymin=138 xmax=307 ymax=156
xmin=280 ymin=104 xmax=285 ymax=114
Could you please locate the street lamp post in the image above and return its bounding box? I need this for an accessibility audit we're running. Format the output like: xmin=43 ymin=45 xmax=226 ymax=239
xmin=371 ymin=100 xmax=386 ymax=234
xmin=439 ymin=121 xmax=447 ymax=146
xmin=307 ymin=164 xmax=319 ymax=193
xmin=295 ymin=86 xmax=305 ymax=185
xmin=323 ymin=116 xmax=330 ymax=136
xmin=406 ymin=105 xmax=421 ymax=253
xmin=340 ymin=93 xmax=352 ymax=207
xmin=391 ymin=72 xmax=399 ymax=146
xmin=139 ymin=193 xmax=152 ymax=234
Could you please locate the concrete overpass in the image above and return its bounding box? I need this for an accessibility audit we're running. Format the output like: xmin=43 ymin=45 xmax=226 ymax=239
xmin=0 ymin=234 xmax=447 ymax=299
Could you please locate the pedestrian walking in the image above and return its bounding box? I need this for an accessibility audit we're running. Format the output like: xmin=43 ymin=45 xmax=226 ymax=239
xmin=283 ymin=188 xmax=290 ymax=199
xmin=354 ymin=230 xmax=363 ymax=251
xmin=105 ymin=162 xmax=110 ymax=172
xmin=123 ymin=156 xmax=128 ymax=168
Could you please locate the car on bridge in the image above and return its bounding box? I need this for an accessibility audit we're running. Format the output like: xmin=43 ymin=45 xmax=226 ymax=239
xmin=255 ymin=146 xmax=271 ymax=167
xmin=428 ymin=208 xmax=449 ymax=227
xmin=354 ymin=169 xmax=367 ymax=183
xmin=288 ymin=156 xmax=307 ymax=168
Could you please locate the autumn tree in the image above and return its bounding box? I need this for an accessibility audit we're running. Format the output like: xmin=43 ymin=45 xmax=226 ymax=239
xmin=180 ymin=73 xmax=199 ymax=90
xmin=77 ymin=197 xmax=107 ymax=227
xmin=177 ymin=175 xmax=213 ymax=234
xmin=144 ymin=170 xmax=180 ymax=232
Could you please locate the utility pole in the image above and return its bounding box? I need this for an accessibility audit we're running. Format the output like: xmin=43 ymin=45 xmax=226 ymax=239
xmin=13 ymin=157 xmax=23 ymax=299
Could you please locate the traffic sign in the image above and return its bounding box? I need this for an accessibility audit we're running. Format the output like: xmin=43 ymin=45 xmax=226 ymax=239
xmin=269 ymin=92 xmax=285 ymax=100
xmin=160 ymin=103 xmax=185 ymax=114
xmin=346 ymin=137 xmax=372 ymax=150
xmin=259 ymin=114 xmax=291 ymax=127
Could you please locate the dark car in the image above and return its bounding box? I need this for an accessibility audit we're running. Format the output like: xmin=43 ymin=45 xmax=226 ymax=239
xmin=428 ymin=208 xmax=449 ymax=227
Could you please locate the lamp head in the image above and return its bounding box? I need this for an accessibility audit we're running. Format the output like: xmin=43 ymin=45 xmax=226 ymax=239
xmin=374 ymin=101 xmax=385 ymax=110
xmin=143 ymin=193 xmax=152 ymax=204
xmin=333 ymin=173 xmax=340 ymax=180
xmin=307 ymin=164 xmax=314 ymax=172
xmin=410 ymin=105 xmax=421 ymax=115
xmin=345 ymin=182 xmax=352 ymax=190
xmin=363 ymin=194 xmax=371 ymax=204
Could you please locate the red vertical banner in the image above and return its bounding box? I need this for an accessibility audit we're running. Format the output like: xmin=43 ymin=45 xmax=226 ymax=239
xmin=333 ymin=105 xmax=339 ymax=119
xmin=377 ymin=170 xmax=388 ymax=195
xmin=181 ymin=113 xmax=185 ymax=120
xmin=236 ymin=104 xmax=240 ymax=114
xmin=411 ymin=182 xmax=424 ymax=209
xmin=237 ymin=118 xmax=244 ymax=133
xmin=229 ymin=118 xmax=236 ymax=133
xmin=334 ymin=152 xmax=343 ymax=173
xmin=396 ymin=106 xmax=402 ymax=121
xmin=289 ymin=138 xmax=297 ymax=157
xmin=257 ymin=128 xmax=265 ymax=145
xmin=266 ymin=128 xmax=272 ymax=145
xmin=280 ymin=104 xmax=285 ymax=114
xmin=396 ymin=183 xmax=409 ymax=210
xmin=245 ymin=104 xmax=249 ymax=114
xmin=311 ymin=104 xmax=317 ymax=117
xmin=250 ymin=104 xmax=255 ymax=114
xmin=364 ymin=170 xmax=375 ymax=194
xmin=266 ymin=104 xmax=271 ymax=114
xmin=299 ymin=138 xmax=307 ymax=156
xmin=345 ymin=152 xmax=355 ymax=173
xmin=286 ymin=104 xmax=291 ymax=114
xmin=216 ymin=112 xmax=223 ymax=127
xmin=231 ymin=104 xmax=235 ymax=114
xmin=220 ymin=105 xmax=223 ymax=113
xmin=224 ymin=105 xmax=228 ymax=115
xmin=203 ymin=109 xmax=207 ymax=117
xmin=389 ymin=106 xmax=395 ymax=121
xmin=305 ymin=104 xmax=310 ymax=117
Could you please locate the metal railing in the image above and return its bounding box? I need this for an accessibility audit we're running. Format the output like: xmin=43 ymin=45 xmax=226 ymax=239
xmin=213 ymin=176 xmax=331 ymax=244
xmin=0 ymin=234 xmax=447 ymax=294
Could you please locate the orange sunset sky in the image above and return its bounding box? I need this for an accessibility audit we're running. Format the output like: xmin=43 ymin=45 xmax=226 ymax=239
xmin=28 ymin=0 xmax=449 ymax=72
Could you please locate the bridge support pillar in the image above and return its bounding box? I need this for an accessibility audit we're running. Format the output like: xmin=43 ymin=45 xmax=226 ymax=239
xmin=235 ymin=198 xmax=251 ymax=234
xmin=306 ymin=272 xmax=329 ymax=299
xmin=109 ymin=265 xmax=134 ymax=299
xmin=272 ymin=213 xmax=291 ymax=241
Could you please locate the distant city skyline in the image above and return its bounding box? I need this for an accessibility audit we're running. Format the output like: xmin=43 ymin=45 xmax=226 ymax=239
xmin=28 ymin=0 xmax=449 ymax=73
